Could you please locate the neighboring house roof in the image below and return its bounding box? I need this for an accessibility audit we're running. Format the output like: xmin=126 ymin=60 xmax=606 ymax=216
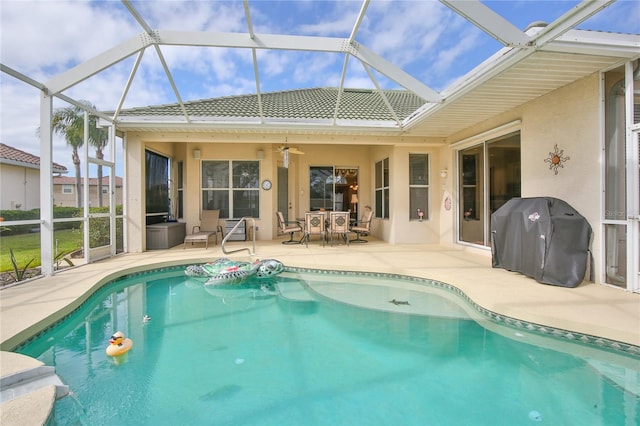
xmin=117 ymin=87 xmax=424 ymax=122
xmin=0 ymin=143 xmax=67 ymax=173
xmin=53 ymin=176 xmax=123 ymax=187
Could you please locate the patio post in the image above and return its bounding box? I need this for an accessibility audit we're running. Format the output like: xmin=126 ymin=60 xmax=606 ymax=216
xmin=39 ymin=92 xmax=54 ymax=276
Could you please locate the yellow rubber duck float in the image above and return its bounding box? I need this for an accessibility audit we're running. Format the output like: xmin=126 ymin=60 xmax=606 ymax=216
xmin=106 ymin=331 xmax=133 ymax=357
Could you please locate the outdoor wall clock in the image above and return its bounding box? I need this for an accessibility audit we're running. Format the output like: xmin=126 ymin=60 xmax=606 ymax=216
xmin=261 ymin=179 xmax=272 ymax=190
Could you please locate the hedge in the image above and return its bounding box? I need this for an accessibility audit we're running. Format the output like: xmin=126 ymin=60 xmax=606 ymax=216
xmin=0 ymin=206 xmax=123 ymax=236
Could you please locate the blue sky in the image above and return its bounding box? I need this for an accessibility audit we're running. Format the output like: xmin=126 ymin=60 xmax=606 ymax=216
xmin=1 ymin=0 xmax=638 ymax=174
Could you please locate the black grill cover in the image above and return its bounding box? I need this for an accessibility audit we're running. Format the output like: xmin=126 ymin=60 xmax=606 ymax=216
xmin=491 ymin=197 xmax=591 ymax=288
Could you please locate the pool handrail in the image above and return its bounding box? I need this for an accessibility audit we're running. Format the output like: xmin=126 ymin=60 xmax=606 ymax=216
xmin=221 ymin=217 xmax=256 ymax=256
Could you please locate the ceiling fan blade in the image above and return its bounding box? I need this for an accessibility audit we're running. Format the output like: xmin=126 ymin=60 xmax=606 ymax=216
xmin=277 ymin=146 xmax=305 ymax=155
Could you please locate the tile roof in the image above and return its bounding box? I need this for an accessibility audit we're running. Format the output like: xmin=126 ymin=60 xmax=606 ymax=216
xmin=0 ymin=143 xmax=67 ymax=173
xmin=117 ymin=87 xmax=425 ymax=121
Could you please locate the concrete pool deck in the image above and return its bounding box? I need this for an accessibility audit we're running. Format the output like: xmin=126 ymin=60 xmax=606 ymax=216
xmin=1 ymin=239 xmax=639 ymax=424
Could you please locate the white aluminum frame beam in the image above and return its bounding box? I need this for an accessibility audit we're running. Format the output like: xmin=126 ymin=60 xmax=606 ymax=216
xmin=529 ymin=0 xmax=616 ymax=48
xmin=1 ymin=63 xmax=46 ymax=90
xmin=46 ymin=34 xmax=150 ymax=94
xmin=334 ymin=0 xmax=370 ymax=124
xmin=2 ymin=64 xmax=115 ymax=123
xmin=39 ymin=93 xmax=54 ymax=275
xmin=440 ymin=0 xmax=615 ymax=49
xmin=541 ymin=32 xmax=640 ymax=58
xmin=154 ymin=27 xmax=439 ymax=104
xmin=406 ymin=0 xmax=619 ymax=129
xmin=152 ymin=42 xmax=190 ymax=122
xmin=113 ymin=50 xmax=145 ymax=120
xmin=46 ymin=29 xmax=440 ymax=104
xmin=244 ymin=0 xmax=264 ymax=123
xmin=362 ymin=62 xmax=402 ymax=127
xmin=122 ymin=0 xmax=153 ymax=34
xmin=440 ymin=0 xmax=531 ymax=47
xmin=122 ymin=0 xmax=190 ymax=122
xmin=349 ymin=42 xmax=441 ymax=102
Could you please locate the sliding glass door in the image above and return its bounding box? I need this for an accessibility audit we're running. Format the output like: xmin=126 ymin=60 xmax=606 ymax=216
xmin=309 ymin=166 xmax=359 ymax=220
xmin=458 ymin=132 xmax=521 ymax=247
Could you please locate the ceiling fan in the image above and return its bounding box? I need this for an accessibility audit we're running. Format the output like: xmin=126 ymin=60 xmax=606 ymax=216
xmin=276 ymin=145 xmax=304 ymax=168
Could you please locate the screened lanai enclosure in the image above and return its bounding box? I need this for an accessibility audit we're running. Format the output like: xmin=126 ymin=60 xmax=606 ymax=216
xmin=1 ymin=0 xmax=638 ymax=291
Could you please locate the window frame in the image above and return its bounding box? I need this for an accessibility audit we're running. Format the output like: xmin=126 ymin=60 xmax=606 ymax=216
xmin=375 ymin=158 xmax=389 ymax=219
xmin=455 ymin=129 xmax=521 ymax=247
xmin=201 ymin=160 xmax=260 ymax=219
xmin=409 ymin=153 xmax=429 ymax=221
xmin=176 ymin=161 xmax=184 ymax=219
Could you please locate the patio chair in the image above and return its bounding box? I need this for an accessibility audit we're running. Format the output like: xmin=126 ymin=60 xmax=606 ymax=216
xmin=303 ymin=211 xmax=326 ymax=247
xmin=328 ymin=211 xmax=350 ymax=246
xmin=350 ymin=207 xmax=373 ymax=243
xmin=183 ymin=209 xmax=223 ymax=249
xmin=277 ymin=211 xmax=302 ymax=244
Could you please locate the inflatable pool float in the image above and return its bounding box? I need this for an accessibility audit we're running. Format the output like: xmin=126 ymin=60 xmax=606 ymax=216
xmin=185 ymin=258 xmax=284 ymax=286
xmin=106 ymin=331 xmax=133 ymax=357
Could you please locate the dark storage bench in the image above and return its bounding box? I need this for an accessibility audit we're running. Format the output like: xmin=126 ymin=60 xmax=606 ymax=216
xmin=146 ymin=222 xmax=186 ymax=249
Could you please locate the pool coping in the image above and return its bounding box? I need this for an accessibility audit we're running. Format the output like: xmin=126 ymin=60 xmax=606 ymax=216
xmin=9 ymin=263 xmax=640 ymax=357
xmin=1 ymin=243 xmax=639 ymax=424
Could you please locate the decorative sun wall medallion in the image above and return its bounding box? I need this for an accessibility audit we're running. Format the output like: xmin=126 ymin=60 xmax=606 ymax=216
xmin=544 ymin=144 xmax=570 ymax=175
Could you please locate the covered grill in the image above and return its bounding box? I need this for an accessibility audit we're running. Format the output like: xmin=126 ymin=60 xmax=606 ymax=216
xmin=491 ymin=197 xmax=592 ymax=288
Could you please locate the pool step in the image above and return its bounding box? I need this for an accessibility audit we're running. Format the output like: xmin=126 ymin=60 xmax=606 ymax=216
xmin=275 ymin=277 xmax=315 ymax=302
xmin=0 ymin=364 xmax=69 ymax=403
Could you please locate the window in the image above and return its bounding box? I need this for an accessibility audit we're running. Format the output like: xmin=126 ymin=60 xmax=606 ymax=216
xmin=62 ymin=185 xmax=73 ymax=194
xmin=202 ymin=160 xmax=259 ymax=219
xmin=176 ymin=161 xmax=183 ymax=219
xmin=375 ymin=158 xmax=389 ymax=219
xmin=310 ymin=166 xmax=334 ymax=211
xmin=409 ymin=154 xmax=429 ymax=220
xmin=145 ymin=150 xmax=169 ymax=225
xmin=309 ymin=166 xmax=359 ymax=219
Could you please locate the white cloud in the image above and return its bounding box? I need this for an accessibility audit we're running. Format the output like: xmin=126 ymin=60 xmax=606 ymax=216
xmin=0 ymin=80 xmax=41 ymax=147
xmin=1 ymin=1 xmax=136 ymax=76
xmin=432 ymin=27 xmax=483 ymax=76
xmin=1 ymin=0 xmax=635 ymax=174
xmin=361 ymin=1 xmax=454 ymax=67
xmin=0 ymin=77 xmax=84 ymax=174
xmin=296 ymin=6 xmax=361 ymax=36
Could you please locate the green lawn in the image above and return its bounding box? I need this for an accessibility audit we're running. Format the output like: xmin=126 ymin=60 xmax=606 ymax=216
xmin=0 ymin=230 xmax=81 ymax=272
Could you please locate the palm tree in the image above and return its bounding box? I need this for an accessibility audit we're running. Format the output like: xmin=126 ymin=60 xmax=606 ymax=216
xmin=52 ymin=101 xmax=108 ymax=208
xmin=52 ymin=105 xmax=84 ymax=208
xmin=92 ymin=123 xmax=108 ymax=207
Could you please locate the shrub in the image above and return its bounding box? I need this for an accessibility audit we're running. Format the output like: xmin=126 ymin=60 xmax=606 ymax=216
xmin=9 ymin=248 xmax=35 ymax=281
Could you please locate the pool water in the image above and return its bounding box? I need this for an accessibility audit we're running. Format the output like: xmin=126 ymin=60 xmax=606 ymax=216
xmin=16 ymin=267 xmax=640 ymax=426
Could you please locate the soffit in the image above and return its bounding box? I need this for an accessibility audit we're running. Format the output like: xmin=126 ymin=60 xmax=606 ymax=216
xmin=402 ymin=50 xmax=628 ymax=138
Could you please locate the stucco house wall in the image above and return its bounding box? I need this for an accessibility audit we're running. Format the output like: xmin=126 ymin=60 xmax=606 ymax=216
xmin=123 ymin=72 xmax=607 ymax=285
xmin=521 ymin=73 xmax=601 ymax=274
xmin=52 ymin=177 xmax=124 ymax=207
xmin=0 ymin=163 xmax=40 ymax=211
xmin=443 ymin=73 xmax=602 ymax=279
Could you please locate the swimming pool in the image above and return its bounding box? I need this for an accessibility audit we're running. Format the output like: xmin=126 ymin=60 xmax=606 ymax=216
xmin=16 ymin=265 xmax=640 ymax=425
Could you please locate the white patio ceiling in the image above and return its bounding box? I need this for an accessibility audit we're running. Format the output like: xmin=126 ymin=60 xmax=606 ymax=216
xmin=2 ymin=0 xmax=639 ymax=139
